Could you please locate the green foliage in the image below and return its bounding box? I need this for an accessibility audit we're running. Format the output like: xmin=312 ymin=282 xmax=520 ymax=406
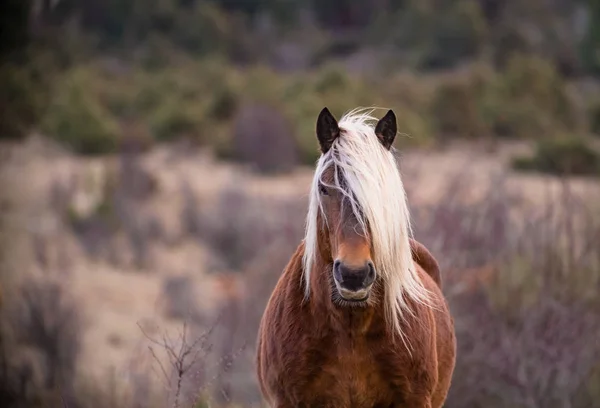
xmin=512 ymin=137 xmax=600 ymax=177
xmin=208 ymin=86 xmax=238 ymax=122
xmin=588 ymin=97 xmax=600 ymax=136
xmin=314 ymin=64 xmax=351 ymax=94
xmin=149 ymin=100 xmax=202 ymax=142
xmin=170 ymin=3 xmax=235 ymax=55
xmin=428 ymin=56 xmax=582 ymax=141
xmin=499 ymin=55 xmax=578 ymax=131
xmin=33 ymin=53 xmax=589 ymax=162
xmin=11 ymin=0 xmax=600 ymax=80
xmin=6 ymin=0 xmax=600 ymax=151
xmin=0 ymin=0 xmax=60 ymax=141
xmin=482 ymin=54 xmax=579 ymax=139
xmin=431 ymin=75 xmax=488 ymax=139
xmin=0 ymin=61 xmax=50 ymax=140
xmin=394 ymin=110 xmax=435 ymax=148
xmin=580 ymin=0 xmax=600 ymax=75
xmin=41 ymin=69 xmax=120 ymax=155
xmin=420 ymin=0 xmax=488 ymax=70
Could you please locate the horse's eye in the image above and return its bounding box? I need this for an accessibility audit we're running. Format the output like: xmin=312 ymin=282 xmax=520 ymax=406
xmin=319 ymin=184 xmax=329 ymax=196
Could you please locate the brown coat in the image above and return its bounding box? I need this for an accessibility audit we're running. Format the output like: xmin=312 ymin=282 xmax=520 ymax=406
xmin=256 ymin=239 xmax=456 ymax=408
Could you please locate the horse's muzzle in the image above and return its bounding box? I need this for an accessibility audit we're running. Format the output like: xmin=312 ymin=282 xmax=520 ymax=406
xmin=333 ymin=260 xmax=376 ymax=300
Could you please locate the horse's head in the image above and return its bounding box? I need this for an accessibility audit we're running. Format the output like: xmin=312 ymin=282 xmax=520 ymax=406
xmin=307 ymin=107 xmax=398 ymax=305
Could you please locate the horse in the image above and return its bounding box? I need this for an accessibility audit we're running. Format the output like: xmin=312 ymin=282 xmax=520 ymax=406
xmin=256 ymin=107 xmax=456 ymax=407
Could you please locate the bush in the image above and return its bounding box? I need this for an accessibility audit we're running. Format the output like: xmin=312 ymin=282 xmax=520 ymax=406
xmin=485 ymin=54 xmax=581 ymax=139
xmin=42 ymin=71 xmax=120 ymax=155
xmin=150 ymin=100 xmax=202 ymax=142
xmin=0 ymin=276 xmax=83 ymax=407
xmin=394 ymin=109 xmax=435 ymax=148
xmin=431 ymin=76 xmax=488 ymax=139
xmin=313 ymin=64 xmax=351 ymax=94
xmin=14 ymin=278 xmax=82 ymax=390
xmin=588 ymin=98 xmax=600 ymax=136
xmin=28 ymin=51 xmax=591 ymax=158
xmin=231 ymin=103 xmax=299 ymax=174
xmin=0 ymin=0 xmax=58 ymax=141
xmin=420 ymin=0 xmax=487 ymax=70
xmin=512 ymin=137 xmax=600 ymax=177
xmin=207 ymin=86 xmax=238 ymax=122
xmin=579 ymin=0 xmax=600 ymax=76
xmin=0 ymin=62 xmax=51 ymax=141
xmin=171 ymin=3 xmax=234 ymax=56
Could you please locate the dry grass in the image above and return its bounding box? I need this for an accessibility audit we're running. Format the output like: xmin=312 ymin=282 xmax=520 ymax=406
xmin=1 ymin=137 xmax=599 ymax=407
xmin=411 ymin=176 xmax=600 ymax=408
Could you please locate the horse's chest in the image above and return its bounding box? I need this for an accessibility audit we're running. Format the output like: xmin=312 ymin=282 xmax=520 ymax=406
xmin=301 ymin=338 xmax=396 ymax=407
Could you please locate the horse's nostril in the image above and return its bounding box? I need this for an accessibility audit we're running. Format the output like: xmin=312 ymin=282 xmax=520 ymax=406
xmin=364 ymin=261 xmax=376 ymax=286
xmin=333 ymin=260 xmax=343 ymax=283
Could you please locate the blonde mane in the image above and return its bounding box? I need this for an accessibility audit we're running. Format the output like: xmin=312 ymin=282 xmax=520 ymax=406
xmin=302 ymin=108 xmax=432 ymax=342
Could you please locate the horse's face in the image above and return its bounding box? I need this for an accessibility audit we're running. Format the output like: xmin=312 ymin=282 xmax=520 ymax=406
xmin=314 ymin=108 xmax=397 ymax=304
xmin=317 ymin=165 xmax=376 ymax=303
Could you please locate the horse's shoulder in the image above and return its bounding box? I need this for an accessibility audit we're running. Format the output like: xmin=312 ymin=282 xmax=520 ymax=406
xmin=260 ymin=242 xmax=306 ymax=322
xmin=409 ymin=239 xmax=442 ymax=289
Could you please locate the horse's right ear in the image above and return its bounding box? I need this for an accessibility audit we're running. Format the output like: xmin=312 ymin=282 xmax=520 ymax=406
xmin=316 ymin=107 xmax=339 ymax=154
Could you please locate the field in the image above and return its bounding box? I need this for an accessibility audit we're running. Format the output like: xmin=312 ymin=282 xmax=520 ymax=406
xmin=2 ymin=134 xmax=600 ymax=407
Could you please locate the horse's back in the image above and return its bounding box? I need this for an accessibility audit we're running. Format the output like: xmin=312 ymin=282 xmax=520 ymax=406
xmin=412 ymin=249 xmax=456 ymax=408
xmin=410 ymin=238 xmax=442 ymax=289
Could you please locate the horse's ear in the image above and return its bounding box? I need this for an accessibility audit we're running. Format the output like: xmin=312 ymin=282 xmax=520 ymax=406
xmin=316 ymin=107 xmax=339 ymax=154
xmin=375 ymin=110 xmax=397 ymax=150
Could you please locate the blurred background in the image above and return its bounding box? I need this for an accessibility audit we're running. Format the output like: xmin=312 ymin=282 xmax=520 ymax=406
xmin=1 ymin=0 xmax=600 ymax=407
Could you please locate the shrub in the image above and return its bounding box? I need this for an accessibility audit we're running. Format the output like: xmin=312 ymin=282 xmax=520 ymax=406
xmin=313 ymin=64 xmax=351 ymax=94
xmin=171 ymin=3 xmax=234 ymax=56
xmin=486 ymin=54 xmax=581 ymax=139
xmin=0 ymin=276 xmax=83 ymax=407
xmin=512 ymin=137 xmax=600 ymax=177
xmin=150 ymin=101 xmax=201 ymax=142
xmin=231 ymin=103 xmax=299 ymax=174
xmin=41 ymin=71 xmax=120 ymax=155
xmin=588 ymin=98 xmax=600 ymax=136
xmin=431 ymin=76 xmax=488 ymax=139
xmin=482 ymin=93 xmax=551 ymax=139
xmin=0 ymin=61 xmax=51 ymax=140
xmin=207 ymin=86 xmax=238 ymax=122
xmin=579 ymin=0 xmax=600 ymax=76
xmin=394 ymin=109 xmax=435 ymax=148
xmin=14 ymin=278 xmax=82 ymax=390
xmin=420 ymin=0 xmax=487 ymax=70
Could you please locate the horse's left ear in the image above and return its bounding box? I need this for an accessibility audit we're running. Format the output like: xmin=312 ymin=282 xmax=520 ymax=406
xmin=375 ymin=110 xmax=397 ymax=150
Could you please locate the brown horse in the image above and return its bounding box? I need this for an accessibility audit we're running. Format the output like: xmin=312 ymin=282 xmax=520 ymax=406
xmin=256 ymin=108 xmax=456 ymax=407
